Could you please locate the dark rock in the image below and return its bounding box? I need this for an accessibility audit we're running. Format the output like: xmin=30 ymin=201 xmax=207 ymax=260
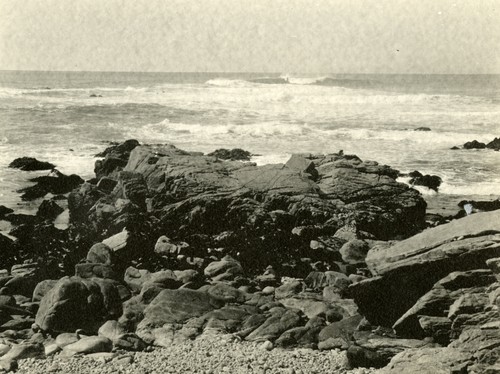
xmin=67 ymin=142 xmax=426 ymax=276
xmin=458 ymin=199 xmax=500 ymax=213
xmin=36 ymin=199 xmax=64 ymax=220
xmin=9 ymin=157 xmax=55 ymax=171
xmin=463 ymin=140 xmax=486 ymax=149
xmin=97 ymin=177 xmax=118 ymax=192
xmin=94 ymin=139 xmax=140 ymax=179
xmin=19 ymin=171 xmax=84 ymax=200
xmin=408 ymin=171 xmax=442 ymax=192
xmin=450 ymin=146 xmax=460 ymax=150
xmin=207 ymin=148 xmax=251 ymax=161
xmin=351 ymin=211 xmax=500 ymax=327
xmin=392 ymin=269 xmax=496 ymax=342
xmin=74 ymin=263 xmax=117 ymax=279
xmin=486 ymin=137 xmax=500 ymax=150
xmin=414 ymin=127 xmax=431 ymax=131
xmin=0 ymin=205 xmax=14 ymax=217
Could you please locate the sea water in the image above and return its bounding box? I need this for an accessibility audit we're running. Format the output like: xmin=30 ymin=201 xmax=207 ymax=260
xmin=0 ymin=71 xmax=499 ymax=212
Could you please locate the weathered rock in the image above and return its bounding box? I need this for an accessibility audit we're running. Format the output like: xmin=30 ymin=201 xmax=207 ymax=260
xmin=35 ymin=277 xmax=122 ymax=333
xmin=70 ymin=142 xmax=426 ymax=276
xmin=351 ymin=211 xmax=500 ymax=326
xmin=339 ymin=239 xmax=370 ymax=264
xmin=204 ymin=256 xmax=243 ymax=281
xmin=63 ymin=336 xmax=112 ymax=355
xmin=9 ymin=157 xmax=55 ymax=171
xmin=139 ymin=289 xmax=224 ymax=329
xmin=380 ymin=347 xmax=473 ymax=373
xmin=75 ymin=263 xmax=117 ymax=279
xmin=55 ymin=333 xmax=79 ymax=348
xmin=245 ymin=309 xmax=303 ymax=342
xmin=86 ymin=243 xmax=115 ymax=265
xmin=275 ymin=280 xmax=303 ymax=299
xmin=347 ymin=332 xmax=437 ymax=369
xmin=94 ymin=139 xmax=140 ymax=179
xmin=392 ymin=269 xmax=496 ymax=340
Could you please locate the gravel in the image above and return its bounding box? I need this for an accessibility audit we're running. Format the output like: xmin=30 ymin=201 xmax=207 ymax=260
xmin=15 ymin=331 xmax=377 ymax=374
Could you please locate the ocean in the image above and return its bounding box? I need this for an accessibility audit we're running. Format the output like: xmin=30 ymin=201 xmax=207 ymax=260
xmin=0 ymin=71 xmax=499 ymax=214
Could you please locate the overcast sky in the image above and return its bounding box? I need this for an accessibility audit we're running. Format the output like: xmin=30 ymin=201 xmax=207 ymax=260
xmin=1 ymin=0 xmax=499 ymax=73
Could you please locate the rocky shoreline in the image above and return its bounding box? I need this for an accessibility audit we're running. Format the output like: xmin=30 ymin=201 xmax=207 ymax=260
xmin=0 ymin=140 xmax=499 ymax=373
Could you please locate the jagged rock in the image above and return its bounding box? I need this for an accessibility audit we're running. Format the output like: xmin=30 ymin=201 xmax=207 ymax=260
xmin=36 ymin=200 xmax=64 ymax=220
xmin=392 ymin=270 xmax=496 ymax=340
xmin=486 ymin=137 xmax=500 ymax=150
xmin=94 ymin=139 xmax=140 ymax=179
xmin=69 ymin=142 xmax=425 ymax=276
xmin=318 ymin=314 xmax=363 ymax=343
xmin=9 ymin=157 xmax=55 ymax=171
xmin=0 ymin=205 xmax=14 ymax=217
xmin=351 ymin=211 xmax=500 ymax=326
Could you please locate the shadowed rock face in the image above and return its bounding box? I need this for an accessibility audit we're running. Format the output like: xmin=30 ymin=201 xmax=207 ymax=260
xmin=350 ymin=210 xmax=500 ymax=327
xmin=69 ymin=142 xmax=426 ymax=274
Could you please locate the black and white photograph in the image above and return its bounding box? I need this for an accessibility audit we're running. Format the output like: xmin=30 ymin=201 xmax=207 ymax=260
xmin=0 ymin=1 xmax=499 ymax=373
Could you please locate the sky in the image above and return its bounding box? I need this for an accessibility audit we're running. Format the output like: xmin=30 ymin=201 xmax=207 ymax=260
xmin=0 ymin=0 xmax=499 ymax=74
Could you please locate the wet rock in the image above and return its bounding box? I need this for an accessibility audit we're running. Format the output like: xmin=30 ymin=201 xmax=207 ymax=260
xmin=463 ymin=140 xmax=486 ymax=149
xmin=0 ymin=206 xmax=14 ymax=217
xmin=9 ymin=157 xmax=55 ymax=171
xmin=19 ymin=171 xmax=84 ymax=200
xmin=36 ymin=199 xmax=64 ymax=220
xmin=94 ymin=139 xmax=140 ymax=179
xmin=207 ymin=148 xmax=251 ymax=161
xmin=414 ymin=127 xmax=431 ymax=131
xmin=408 ymin=171 xmax=442 ymax=192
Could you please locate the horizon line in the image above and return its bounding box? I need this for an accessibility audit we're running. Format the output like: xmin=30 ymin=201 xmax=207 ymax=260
xmin=1 ymin=69 xmax=499 ymax=76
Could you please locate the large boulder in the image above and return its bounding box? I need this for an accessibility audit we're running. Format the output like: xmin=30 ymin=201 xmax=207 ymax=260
xmin=350 ymin=211 xmax=500 ymax=326
xmin=9 ymin=157 xmax=55 ymax=171
xmin=35 ymin=277 xmax=123 ymax=333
